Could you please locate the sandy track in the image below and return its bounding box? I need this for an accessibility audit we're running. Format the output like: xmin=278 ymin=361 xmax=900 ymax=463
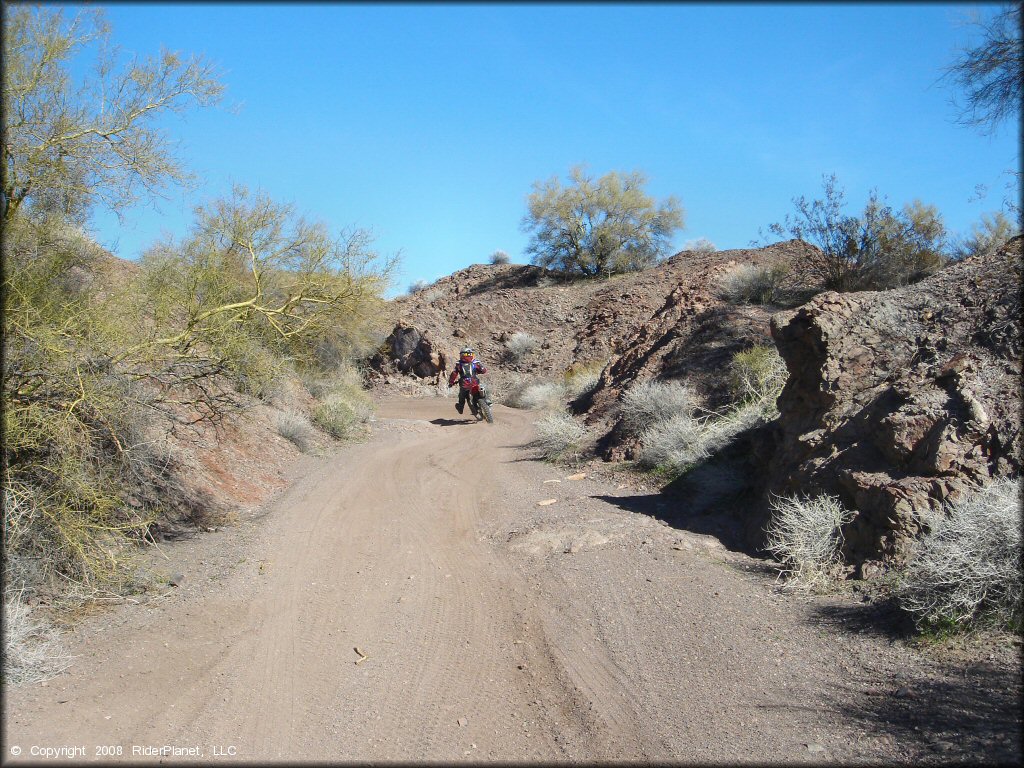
xmin=4 ymin=398 xmax=1021 ymax=764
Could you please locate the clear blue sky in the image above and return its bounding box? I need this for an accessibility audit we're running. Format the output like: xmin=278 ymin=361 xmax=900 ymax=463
xmin=74 ymin=2 xmax=1019 ymax=296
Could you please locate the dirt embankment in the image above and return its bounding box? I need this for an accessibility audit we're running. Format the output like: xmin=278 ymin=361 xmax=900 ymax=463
xmin=5 ymin=398 xmax=1020 ymax=764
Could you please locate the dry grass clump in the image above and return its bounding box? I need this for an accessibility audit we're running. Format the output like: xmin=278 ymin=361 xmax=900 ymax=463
xmin=717 ymin=262 xmax=790 ymax=305
xmin=505 ymin=380 xmax=567 ymax=411
xmin=681 ymin=238 xmax=716 ymax=254
xmin=626 ymin=350 xmax=785 ymax=476
xmin=3 ymin=586 xmax=73 ymax=685
xmin=563 ymin=360 xmax=605 ymax=400
xmin=276 ymin=410 xmax=315 ymax=452
xmin=620 ymin=380 xmax=697 ymax=436
xmin=490 ymin=250 xmax=511 ymax=265
xmin=506 ymin=332 xmax=540 ymax=362
xmin=898 ymin=478 xmax=1022 ymax=631
xmin=533 ymin=413 xmax=587 ymax=462
xmin=638 ymin=412 xmax=712 ymax=470
xmin=764 ymin=494 xmax=854 ymax=591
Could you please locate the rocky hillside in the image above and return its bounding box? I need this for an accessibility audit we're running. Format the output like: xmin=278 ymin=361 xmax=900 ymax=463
xmin=760 ymin=236 xmax=1022 ymax=571
xmin=372 ymin=237 xmax=1022 ymax=569
xmin=372 ymin=239 xmax=816 ymax=432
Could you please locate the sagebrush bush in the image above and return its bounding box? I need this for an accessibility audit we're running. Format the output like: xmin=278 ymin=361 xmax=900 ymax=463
xmin=898 ymin=478 xmax=1022 ymax=631
xmin=638 ymin=411 xmax=712 ymax=470
xmin=764 ymin=494 xmax=854 ymax=590
xmin=276 ymin=410 xmax=315 ymax=452
xmin=533 ymin=413 xmax=587 ymax=462
xmin=490 ymin=250 xmax=511 ymax=265
xmin=717 ymin=263 xmax=790 ymax=305
xmin=505 ymin=381 xmax=567 ymax=411
xmin=506 ymin=332 xmax=540 ymax=362
xmin=620 ymin=380 xmax=697 ymax=436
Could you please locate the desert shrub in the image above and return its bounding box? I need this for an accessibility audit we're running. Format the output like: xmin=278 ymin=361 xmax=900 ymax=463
xmin=728 ymin=345 xmax=787 ymax=413
xmin=506 ymin=331 xmax=540 ymax=362
xmin=764 ymin=174 xmax=948 ymax=292
xmin=310 ymin=365 xmax=374 ymax=439
xmin=717 ymin=263 xmax=790 ymax=305
xmin=764 ymin=494 xmax=854 ymax=590
xmin=276 ymin=410 xmax=314 ymax=452
xmin=638 ymin=411 xmax=712 ymax=470
xmin=311 ymin=395 xmax=370 ymax=439
xmin=533 ymin=413 xmax=587 ymax=462
xmin=419 ymin=288 xmax=444 ymax=303
xmin=681 ymin=238 xmax=716 ymax=254
xmin=3 ymin=586 xmax=73 ymax=685
xmin=950 ymin=211 xmax=1020 ymax=260
xmin=620 ymin=380 xmax=697 ymax=436
xmin=505 ymin=381 xmax=567 ymax=411
xmin=897 ymin=478 xmax=1022 ymax=631
xmin=490 ymin=250 xmax=511 ymax=265
xmin=2 ymin=10 xmax=393 ymax=598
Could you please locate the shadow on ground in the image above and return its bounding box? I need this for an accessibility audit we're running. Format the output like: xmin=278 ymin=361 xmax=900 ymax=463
xmin=824 ymin=652 xmax=1022 ymax=765
xmin=593 ymin=491 xmax=759 ymax=556
xmin=429 ymin=418 xmax=480 ymax=427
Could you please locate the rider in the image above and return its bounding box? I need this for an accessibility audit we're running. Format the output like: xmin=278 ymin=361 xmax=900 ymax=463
xmin=448 ymin=346 xmax=487 ymax=415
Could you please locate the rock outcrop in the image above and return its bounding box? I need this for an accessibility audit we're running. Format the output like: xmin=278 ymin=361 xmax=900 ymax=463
xmin=370 ymin=241 xmax=818 ymax=439
xmin=764 ymin=237 xmax=1022 ymax=569
xmin=373 ymin=323 xmax=447 ymax=379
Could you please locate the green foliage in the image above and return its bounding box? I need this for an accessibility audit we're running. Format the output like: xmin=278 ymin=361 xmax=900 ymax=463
xmin=765 ymin=174 xmax=948 ymax=292
xmin=1 ymin=7 xmax=392 ymax=598
xmin=313 ymin=370 xmax=378 ymax=442
xmin=950 ymin=210 xmax=1020 ymax=260
xmin=728 ymin=345 xmax=787 ymax=412
xmin=2 ymin=5 xmax=223 ymax=223
xmin=522 ymin=165 xmax=684 ymax=277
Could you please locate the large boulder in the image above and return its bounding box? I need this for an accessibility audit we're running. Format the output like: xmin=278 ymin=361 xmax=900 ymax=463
xmin=763 ymin=237 xmax=1022 ymax=567
xmin=374 ymin=323 xmax=446 ymax=379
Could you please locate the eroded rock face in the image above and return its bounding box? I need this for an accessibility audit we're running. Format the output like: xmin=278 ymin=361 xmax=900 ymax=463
xmin=765 ymin=237 xmax=1022 ymax=566
xmin=374 ymin=323 xmax=445 ymax=379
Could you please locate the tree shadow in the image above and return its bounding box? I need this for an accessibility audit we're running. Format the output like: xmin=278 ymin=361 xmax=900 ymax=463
xmin=807 ymin=596 xmax=917 ymax=642
xmin=822 ymin=653 xmax=1022 ymax=765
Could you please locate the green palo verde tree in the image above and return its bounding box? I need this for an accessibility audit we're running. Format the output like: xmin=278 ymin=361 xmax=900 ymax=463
xmin=1 ymin=6 xmax=395 ymax=588
xmin=2 ymin=5 xmax=224 ymax=223
xmin=521 ymin=165 xmax=684 ymax=278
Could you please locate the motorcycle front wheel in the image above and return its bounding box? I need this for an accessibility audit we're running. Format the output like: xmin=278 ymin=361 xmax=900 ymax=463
xmin=478 ymin=397 xmax=494 ymax=424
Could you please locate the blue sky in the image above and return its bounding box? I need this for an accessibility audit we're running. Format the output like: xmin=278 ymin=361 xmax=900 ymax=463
xmin=72 ymin=3 xmax=1019 ymax=296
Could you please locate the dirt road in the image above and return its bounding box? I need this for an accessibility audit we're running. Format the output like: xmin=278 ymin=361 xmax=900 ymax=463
xmin=4 ymin=398 xmax=1020 ymax=764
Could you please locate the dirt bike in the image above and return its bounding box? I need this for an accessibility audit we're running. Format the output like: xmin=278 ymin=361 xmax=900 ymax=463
xmin=464 ymin=377 xmax=494 ymax=424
